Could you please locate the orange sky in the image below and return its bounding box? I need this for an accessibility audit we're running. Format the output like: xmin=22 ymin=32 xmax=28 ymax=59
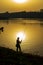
xmin=0 ymin=0 xmax=43 ymax=12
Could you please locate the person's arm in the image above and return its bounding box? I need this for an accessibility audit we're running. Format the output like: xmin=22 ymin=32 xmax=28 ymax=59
xmin=20 ymin=40 xmax=22 ymax=43
xmin=21 ymin=40 xmax=22 ymax=42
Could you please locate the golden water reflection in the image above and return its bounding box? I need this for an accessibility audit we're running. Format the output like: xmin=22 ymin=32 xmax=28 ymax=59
xmin=0 ymin=19 xmax=43 ymax=56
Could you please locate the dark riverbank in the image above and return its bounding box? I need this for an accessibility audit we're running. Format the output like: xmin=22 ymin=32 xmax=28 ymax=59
xmin=0 ymin=47 xmax=43 ymax=65
xmin=0 ymin=11 xmax=43 ymax=20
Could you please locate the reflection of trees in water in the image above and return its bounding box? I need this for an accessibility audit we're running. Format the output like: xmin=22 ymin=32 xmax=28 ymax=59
xmin=40 ymin=23 xmax=43 ymax=26
xmin=22 ymin=23 xmax=43 ymax=26
xmin=39 ymin=19 xmax=43 ymax=26
xmin=1 ymin=19 xmax=43 ymax=26
xmin=2 ymin=20 xmax=9 ymax=24
xmin=6 ymin=20 xmax=9 ymax=24
xmin=5 ymin=20 xmax=9 ymax=24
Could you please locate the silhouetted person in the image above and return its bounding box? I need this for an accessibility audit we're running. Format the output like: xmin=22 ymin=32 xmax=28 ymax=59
xmin=0 ymin=27 xmax=4 ymax=32
xmin=16 ymin=37 xmax=22 ymax=52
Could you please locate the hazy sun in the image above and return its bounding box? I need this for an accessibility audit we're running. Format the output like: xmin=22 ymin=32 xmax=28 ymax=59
xmin=16 ymin=32 xmax=25 ymax=41
xmin=13 ymin=0 xmax=27 ymax=3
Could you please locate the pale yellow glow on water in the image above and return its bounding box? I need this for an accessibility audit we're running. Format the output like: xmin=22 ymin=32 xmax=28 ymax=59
xmin=16 ymin=32 xmax=26 ymax=41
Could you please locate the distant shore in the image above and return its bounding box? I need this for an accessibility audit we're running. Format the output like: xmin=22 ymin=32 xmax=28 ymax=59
xmin=0 ymin=11 xmax=43 ymax=20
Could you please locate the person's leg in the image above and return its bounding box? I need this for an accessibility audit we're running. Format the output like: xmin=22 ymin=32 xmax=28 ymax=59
xmin=16 ymin=47 xmax=18 ymax=52
xmin=19 ymin=45 xmax=21 ymax=52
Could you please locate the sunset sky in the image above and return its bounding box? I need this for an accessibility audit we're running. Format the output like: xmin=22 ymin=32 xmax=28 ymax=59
xmin=0 ymin=0 xmax=43 ymax=56
xmin=0 ymin=0 xmax=43 ymax=12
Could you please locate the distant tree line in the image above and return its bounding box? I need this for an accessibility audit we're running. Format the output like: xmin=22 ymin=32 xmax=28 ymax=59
xmin=0 ymin=9 xmax=43 ymax=20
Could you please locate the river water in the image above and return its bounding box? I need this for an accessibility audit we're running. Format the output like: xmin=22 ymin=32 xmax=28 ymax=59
xmin=0 ymin=19 xmax=43 ymax=56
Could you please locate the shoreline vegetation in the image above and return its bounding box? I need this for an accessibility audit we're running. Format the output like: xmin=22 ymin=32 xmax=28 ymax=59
xmin=0 ymin=10 xmax=43 ymax=20
xmin=0 ymin=46 xmax=43 ymax=65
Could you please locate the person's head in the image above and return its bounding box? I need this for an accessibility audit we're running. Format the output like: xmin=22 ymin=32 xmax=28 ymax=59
xmin=17 ymin=37 xmax=19 ymax=40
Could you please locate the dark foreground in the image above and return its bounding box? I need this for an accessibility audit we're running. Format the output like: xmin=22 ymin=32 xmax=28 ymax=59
xmin=0 ymin=47 xmax=43 ymax=65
